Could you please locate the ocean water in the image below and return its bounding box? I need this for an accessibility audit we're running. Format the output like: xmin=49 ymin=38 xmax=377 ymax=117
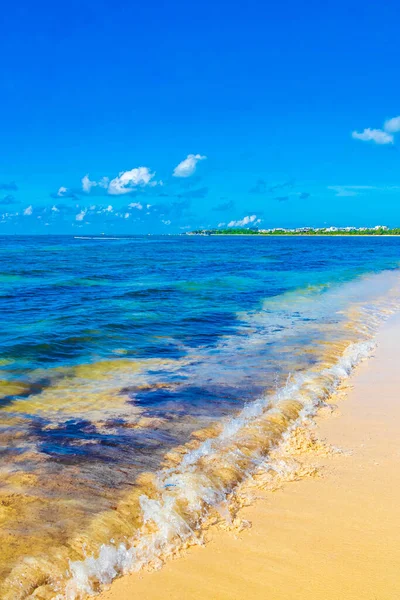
xmin=1 ymin=235 xmax=400 ymax=598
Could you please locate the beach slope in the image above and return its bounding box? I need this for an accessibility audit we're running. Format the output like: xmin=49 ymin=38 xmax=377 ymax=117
xmin=99 ymin=314 xmax=400 ymax=600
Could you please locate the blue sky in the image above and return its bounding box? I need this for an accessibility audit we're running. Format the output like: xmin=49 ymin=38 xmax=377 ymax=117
xmin=1 ymin=0 xmax=400 ymax=233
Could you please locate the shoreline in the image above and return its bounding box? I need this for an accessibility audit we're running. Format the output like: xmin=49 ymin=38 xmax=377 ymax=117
xmin=98 ymin=312 xmax=400 ymax=600
xmin=203 ymin=233 xmax=400 ymax=237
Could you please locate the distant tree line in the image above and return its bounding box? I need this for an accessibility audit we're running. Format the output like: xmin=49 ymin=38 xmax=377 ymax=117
xmin=189 ymin=227 xmax=400 ymax=236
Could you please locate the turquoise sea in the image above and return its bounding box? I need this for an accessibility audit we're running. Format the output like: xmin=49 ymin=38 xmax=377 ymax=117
xmin=1 ymin=235 xmax=400 ymax=599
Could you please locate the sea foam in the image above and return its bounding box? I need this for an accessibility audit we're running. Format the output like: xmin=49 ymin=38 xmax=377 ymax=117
xmin=2 ymin=272 xmax=400 ymax=600
xmin=63 ymin=337 xmax=377 ymax=599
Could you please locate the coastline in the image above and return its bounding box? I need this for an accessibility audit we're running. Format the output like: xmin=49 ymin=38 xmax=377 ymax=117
xmin=204 ymin=234 xmax=400 ymax=237
xmin=98 ymin=312 xmax=400 ymax=600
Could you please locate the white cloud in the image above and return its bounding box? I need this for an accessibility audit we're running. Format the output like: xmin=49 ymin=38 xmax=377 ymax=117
xmin=124 ymin=213 xmax=130 ymax=219
xmin=328 ymin=186 xmax=357 ymax=197
xmin=82 ymin=175 xmax=95 ymax=193
xmin=82 ymin=174 xmax=109 ymax=193
xmin=57 ymin=186 xmax=68 ymax=197
xmin=82 ymin=167 xmax=159 ymax=196
xmin=384 ymin=116 xmax=400 ymax=133
xmin=342 ymin=185 xmax=375 ymax=189
xmin=97 ymin=205 xmax=113 ymax=214
xmin=1 ymin=211 xmax=19 ymax=221
xmin=99 ymin=177 xmax=109 ymax=188
xmin=327 ymin=185 xmax=377 ymax=197
xmin=351 ymin=128 xmax=393 ymax=145
xmin=228 ymin=215 xmax=260 ymax=227
xmin=162 ymin=219 xmax=171 ymax=225
xmin=173 ymin=154 xmax=207 ymax=178
xmin=328 ymin=184 xmax=400 ymax=197
xmin=23 ymin=205 xmax=33 ymax=216
xmin=51 ymin=205 xmax=59 ymax=212
xmin=128 ymin=202 xmax=143 ymax=210
xmin=108 ymin=167 xmax=155 ymax=195
xmin=76 ymin=209 xmax=87 ymax=221
xmin=218 ymin=222 xmax=226 ymax=227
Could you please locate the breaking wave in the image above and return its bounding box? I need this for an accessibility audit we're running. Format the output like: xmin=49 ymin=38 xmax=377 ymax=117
xmin=61 ymin=338 xmax=374 ymax=599
xmin=2 ymin=262 xmax=400 ymax=599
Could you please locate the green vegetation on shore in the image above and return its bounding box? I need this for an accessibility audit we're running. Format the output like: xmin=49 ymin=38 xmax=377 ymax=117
xmin=188 ymin=226 xmax=400 ymax=236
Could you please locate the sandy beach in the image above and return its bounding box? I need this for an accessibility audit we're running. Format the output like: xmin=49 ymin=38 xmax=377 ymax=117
xmin=98 ymin=313 xmax=400 ymax=600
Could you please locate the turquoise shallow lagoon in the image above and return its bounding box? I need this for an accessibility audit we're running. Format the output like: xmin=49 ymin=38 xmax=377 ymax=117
xmin=1 ymin=235 xmax=400 ymax=598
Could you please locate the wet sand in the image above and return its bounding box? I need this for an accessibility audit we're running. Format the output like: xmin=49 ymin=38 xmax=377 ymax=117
xmin=99 ymin=313 xmax=400 ymax=600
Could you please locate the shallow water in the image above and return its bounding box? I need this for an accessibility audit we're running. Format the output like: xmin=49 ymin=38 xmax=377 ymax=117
xmin=1 ymin=235 xmax=400 ymax=598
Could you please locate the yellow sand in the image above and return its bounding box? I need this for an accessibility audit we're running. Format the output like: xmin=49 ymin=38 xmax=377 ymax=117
xmin=99 ymin=314 xmax=400 ymax=600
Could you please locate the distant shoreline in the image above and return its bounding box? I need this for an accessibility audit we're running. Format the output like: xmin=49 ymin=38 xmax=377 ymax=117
xmin=77 ymin=233 xmax=400 ymax=238
xmin=188 ymin=227 xmax=400 ymax=237
xmin=188 ymin=233 xmax=400 ymax=238
xmin=201 ymin=233 xmax=400 ymax=237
